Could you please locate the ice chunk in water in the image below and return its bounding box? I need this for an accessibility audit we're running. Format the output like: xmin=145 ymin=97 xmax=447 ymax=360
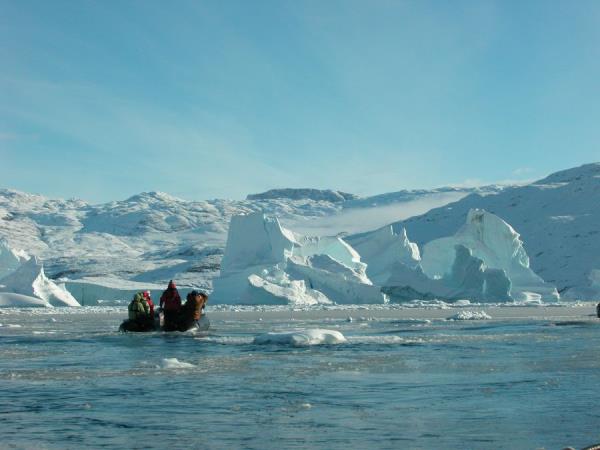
xmin=253 ymin=328 xmax=347 ymax=346
xmin=160 ymin=358 xmax=196 ymax=369
xmin=448 ymin=311 xmax=492 ymax=320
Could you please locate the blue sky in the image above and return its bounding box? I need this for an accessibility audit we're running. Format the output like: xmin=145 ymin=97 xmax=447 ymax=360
xmin=1 ymin=0 xmax=600 ymax=202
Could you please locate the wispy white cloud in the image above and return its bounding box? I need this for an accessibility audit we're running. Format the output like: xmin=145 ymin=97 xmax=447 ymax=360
xmin=281 ymin=192 xmax=469 ymax=236
xmin=512 ymin=167 xmax=534 ymax=176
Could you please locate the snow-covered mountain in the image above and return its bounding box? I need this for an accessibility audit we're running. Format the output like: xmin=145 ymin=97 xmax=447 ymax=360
xmin=246 ymin=188 xmax=358 ymax=203
xmin=0 ymin=185 xmax=493 ymax=295
xmin=2 ymin=162 xmax=598 ymax=303
xmin=347 ymin=163 xmax=600 ymax=299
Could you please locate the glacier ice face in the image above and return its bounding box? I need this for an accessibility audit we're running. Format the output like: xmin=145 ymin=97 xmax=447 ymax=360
xmin=247 ymin=272 xmax=331 ymax=306
xmin=0 ymin=292 xmax=50 ymax=308
xmin=211 ymin=212 xmax=307 ymax=304
xmin=421 ymin=209 xmax=558 ymax=301
xmin=383 ymin=244 xmax=511 ymax=303
xmin=0 ymin=257 xmax=80 ymax=307
xmin=213 ymin=210 xmax=529 ymax=305
xmin=349 ymin=226 xmax=420 ymax=285
xmin=211 ymin=212 xmax=385 ymax=305
xmin=347 ymin=221 xmax=513 ymax=303
xmin=63 ymin=277 xmax=166 ymax=306
xmin=294 ymin=235 xmax=365 ymax=272
xmin=0 ymin=239 xmax=29 ymax=279
xmin=220 ymin=212 xmax=298 ymax=274
xmin=286 ymin=255 xmax=387 ymax=304
xmin=445 ymin=245 xmax=512 ymax=302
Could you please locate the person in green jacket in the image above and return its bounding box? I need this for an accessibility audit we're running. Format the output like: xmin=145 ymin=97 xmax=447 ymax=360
xmin=126 ymin=292 xmax=154 ymax=331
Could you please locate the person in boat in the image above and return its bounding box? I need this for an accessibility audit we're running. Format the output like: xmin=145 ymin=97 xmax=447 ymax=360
xmin=596 ymin=302 xmax=600 ymax=318
xmin=178 ymin=290 xmax=208 ymax=331
xmin=125 ymin=291 xmax=154 ymax=331
xmin=143 ymin=290 xmax=155 ymax=317
xmin=160 ymin=280 xmax=181 ymax=331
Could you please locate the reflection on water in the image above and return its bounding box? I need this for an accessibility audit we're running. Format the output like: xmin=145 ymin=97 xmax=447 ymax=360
xmin=0 ymin=310 xmax=599 ymax=449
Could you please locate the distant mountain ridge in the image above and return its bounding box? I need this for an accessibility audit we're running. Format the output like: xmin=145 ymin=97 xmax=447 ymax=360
xmin=0 ymin=184 xmax=494 ymax=289
xmin=6 ymin=161 xmax=599 ymax=300
xmin=247 ymin=188 xmax=358 ymax=203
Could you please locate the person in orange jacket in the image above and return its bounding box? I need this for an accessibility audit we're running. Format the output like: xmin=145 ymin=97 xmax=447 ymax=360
xmin=178 ymin=290 xmax=208 ymax=331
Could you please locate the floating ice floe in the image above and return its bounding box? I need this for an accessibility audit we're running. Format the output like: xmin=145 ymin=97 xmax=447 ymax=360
xmin=160 ymin=358 xmax=196 ymax=369
xmin=448 ymin=311 xmax=492 ymax=320
xmin=253 ymin=328 xmax=347 ymax=346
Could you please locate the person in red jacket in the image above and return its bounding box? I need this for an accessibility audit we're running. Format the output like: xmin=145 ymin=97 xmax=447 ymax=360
xmin=160 ymin=280 xmax=181 ymax=331
xmin=143 ymin=290 xmax=155 ymax=316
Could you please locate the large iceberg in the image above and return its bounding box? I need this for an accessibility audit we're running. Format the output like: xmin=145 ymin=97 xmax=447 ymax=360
xmin=0 ymin=257 xmax=80 ymax=307
xmin=211 ymin=212 xmax=386 ymax=305
xmin=220 ymin=212 xmax=298 ymax=274
xmin=420 ymin=209 xmax=558 ymax=301
xmin=345 ymin=209 xmax=550 ymax=303
xmin=211 ymin=212 xmax=306 ymax=304
xmin=0 ymin=293 xmax=50 ymax=308
xmin=247 ymin=272 xmax=331 ymax=306
xmin=286 ymin=255 xmax=385 ymax=304
xmin=349 ymin=225 xmax=420 ymax=285
xmin=383 ymin=244 xmax=512 ymax=302
xmin=209 ymin=209 xmax=555 ymax=305
xmin=0 ymin=239 xmax=29 ymax=279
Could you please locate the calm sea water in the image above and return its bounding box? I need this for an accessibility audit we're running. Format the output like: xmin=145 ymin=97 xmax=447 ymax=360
xmin=0 ymin=308 xmax=599 ymax=450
